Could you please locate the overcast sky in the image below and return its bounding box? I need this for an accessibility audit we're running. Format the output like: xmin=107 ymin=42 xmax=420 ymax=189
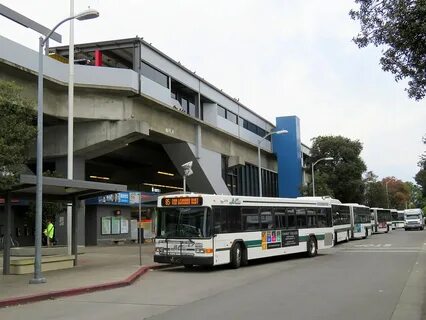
xmin=1 ymin=0 xmax=425 ymax=183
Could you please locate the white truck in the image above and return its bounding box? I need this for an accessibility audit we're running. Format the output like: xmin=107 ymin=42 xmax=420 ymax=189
xmin=404 ymin=208 xmax=424 ymax=231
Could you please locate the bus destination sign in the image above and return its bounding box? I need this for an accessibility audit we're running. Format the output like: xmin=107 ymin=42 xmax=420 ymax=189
xmin=161 ymin=197 xmax=203 ymax=207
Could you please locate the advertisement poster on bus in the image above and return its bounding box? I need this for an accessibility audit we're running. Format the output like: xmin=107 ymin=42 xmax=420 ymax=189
xmin=281 ymin=230 xmax=299 ymax=247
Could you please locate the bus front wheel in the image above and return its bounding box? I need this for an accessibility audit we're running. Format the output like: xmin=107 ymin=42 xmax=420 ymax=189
xmin=230 ymin=242 xmax=242 ymax=269
xmin=307 ymin=236 xmax=318 ymax=258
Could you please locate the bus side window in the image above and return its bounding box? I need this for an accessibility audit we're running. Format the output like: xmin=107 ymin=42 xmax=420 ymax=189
xmin=213 ymin=206 xmax=242 ymax=233
xmin=274 ymin=210 xmax=285 ymax=229
xmin=296 ymin=208 xmax=307 ymax=228
xmin=286 ymin=208 xmax=296 ymax=229
xmin=317 ymin=208 xmax=326 ymax=227
xmin=307 ymin=209 xmax=317 ymax=228
xmin=260 ymin=209 xmax=273 ymax=230
xmin=213 ymin=207 xmax=225 ymax=233
xmin=326 ymin=208 xmax=333 ymax=227
xmin=242 ymin=207 xmax=260 ymax=231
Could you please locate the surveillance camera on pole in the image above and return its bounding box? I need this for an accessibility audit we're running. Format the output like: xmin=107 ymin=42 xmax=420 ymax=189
xmin=181 ymin=161 xmax=193 ymax=193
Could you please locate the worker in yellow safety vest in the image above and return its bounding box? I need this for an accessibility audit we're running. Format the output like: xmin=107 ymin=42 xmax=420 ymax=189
xmin=44 ymin=219 xmax=54 ymax=247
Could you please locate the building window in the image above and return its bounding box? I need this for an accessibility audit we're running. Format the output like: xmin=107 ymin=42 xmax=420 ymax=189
xmin=227 ymin=111 xmax=238 ymax=124
xmin=141 ymin=61 xmax=169 ymax=88
xmin=217 ymin=105 xmax=226 ymax=118
xmin=222 ymin=156 xmax=277 ymax=197
xmin=188 ymin=101 xmax=196 ymax=117
xmin=238 ymin=116 xmax=271 ymax=141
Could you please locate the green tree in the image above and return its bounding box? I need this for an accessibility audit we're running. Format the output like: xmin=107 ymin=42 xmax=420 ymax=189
xmin=405 ymin=181 xmax=425 ymax=208
xmin=363 ymin=171 xmax=387 ymax=208
xmin=350 ymin=0 xmax=426 ymax=100
xmin=382 ymin=177 xmax=410 ymax=209
xmin=309 ymin=135 xmax=367 ymax=203
xmin=0 ymin=80 xmax=36 ymax=190
xmin=415 ymin=135 xmax=426 ymax=197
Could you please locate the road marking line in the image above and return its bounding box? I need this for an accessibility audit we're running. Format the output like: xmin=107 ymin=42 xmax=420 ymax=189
xmin=349 ymin=247 xmax=423 ymax=250
xmin=343 ymin=250 xmax=421 ymax=253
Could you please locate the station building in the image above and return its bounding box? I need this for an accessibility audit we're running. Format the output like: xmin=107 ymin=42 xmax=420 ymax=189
xmin=0 ymin=35 xmax=310 ymax=246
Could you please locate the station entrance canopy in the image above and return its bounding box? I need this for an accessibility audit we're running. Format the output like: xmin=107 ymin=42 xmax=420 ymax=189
xmin=1 ymin=174 xmax=127 ymax=275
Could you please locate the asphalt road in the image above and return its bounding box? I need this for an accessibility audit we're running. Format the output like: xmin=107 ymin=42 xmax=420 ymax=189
xmin=1 ymin=229 xmax=425 ymax=320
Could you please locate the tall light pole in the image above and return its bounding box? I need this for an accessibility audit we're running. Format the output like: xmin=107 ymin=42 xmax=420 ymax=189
xmin=385 ymin=180 xmax=390 ymax=209
xmin=67 ymin=0 xmax=75 ymax=257
xmin=258 ymin=130 xmax=288 ymax=197
xmin=31 ymin=9 xmax=99 ymax=285
xmin=311 ymin=157 xmax=334 ymax=197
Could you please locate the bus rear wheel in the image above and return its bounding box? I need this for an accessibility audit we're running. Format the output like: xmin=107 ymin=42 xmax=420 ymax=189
xmin=307 ymin=236 xmax=318 ymax=257
xmin=230 ymin=242 xmax=242 ymax=269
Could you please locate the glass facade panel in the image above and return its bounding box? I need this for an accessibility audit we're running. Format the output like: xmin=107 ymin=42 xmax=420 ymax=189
xmin=188 ymin=101 xmax=196 ymax=117
xmin=217 ymin=105 xmax=226 ymax=118
xmin=221 ymin=156 xmax=278 ymax=197
xmin=227 ymin=111 xmax=237 ymax=124
xmin=141 ymin=62 xmax=169 ymax=88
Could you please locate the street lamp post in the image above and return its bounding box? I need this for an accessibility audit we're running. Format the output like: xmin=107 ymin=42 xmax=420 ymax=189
xmin=257 ymin=130 xmax=288 ymax=197
xmin=311 ymin=157 xmax=334 ymax=197
xmin=30 ymin=9 xmax=99 ymax=284
xmin=385 ymin=181 xmax=390 ymax=209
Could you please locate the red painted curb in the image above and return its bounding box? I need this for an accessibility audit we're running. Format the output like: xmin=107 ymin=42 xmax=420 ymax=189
xmin=0 ymin=264 xmax=164 ymax=308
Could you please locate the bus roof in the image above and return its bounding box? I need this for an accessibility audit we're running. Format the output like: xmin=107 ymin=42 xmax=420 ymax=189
xmin=343 ymin=203 xmax=369 ymax=208
xmin=404 ymin=208 xmax=423 ymax=214
xmin=297 ymin=196 xmax=342 ymax=205
xmin=158 ymin=193 xmax=335 ymax=207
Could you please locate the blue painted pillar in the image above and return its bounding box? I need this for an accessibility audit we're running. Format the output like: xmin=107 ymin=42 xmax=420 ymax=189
xmin=272 ymin=116 xmax=302 ymax=198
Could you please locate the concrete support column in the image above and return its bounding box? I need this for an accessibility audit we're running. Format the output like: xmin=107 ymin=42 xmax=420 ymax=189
xmin=55 ymin=156 xmax=86 ymax=247
xmin=2 ymin=192 xmax=11 ymax=275
xmin=72 ymin=197 xmax=78 ymax=266
xmin=195 ymin=125 xmax=201 ymax=159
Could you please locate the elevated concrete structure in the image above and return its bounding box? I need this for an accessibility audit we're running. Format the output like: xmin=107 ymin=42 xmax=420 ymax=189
xmin=0 ymin=36 xmax=278 ymax=197
xmin=0 ymin=35 xmax=284 ymax=246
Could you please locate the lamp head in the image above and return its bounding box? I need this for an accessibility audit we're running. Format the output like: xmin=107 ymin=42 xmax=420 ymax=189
xmin=181 ymin=161 xmax=193 ymax=177
xmin=324 ymin=157 xmax=334 ymax=161
xmin=75 ymin=9 xmax=99 ymax=21
xmin=274 ymin=129 xmax=288 ymax=135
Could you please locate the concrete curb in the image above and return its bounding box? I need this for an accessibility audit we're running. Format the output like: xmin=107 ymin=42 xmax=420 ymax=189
xmin=390 ymin=251 xmax=425 ymax=320
xmin=0 ymin=264 xmax=166 ymax=308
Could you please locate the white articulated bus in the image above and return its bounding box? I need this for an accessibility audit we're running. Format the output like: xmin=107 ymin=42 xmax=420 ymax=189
xmin=298 ymin=197 xmax=351 ymax=244
xmin=346 ymin=203 xmax=372 ymax=239
xmin=391 ymin=209 xmax=405 ymax=229
xmin=154 ymin=194 xmax=335 ymax=268
xmin=370 ymin=208 xmax=392 ymax=233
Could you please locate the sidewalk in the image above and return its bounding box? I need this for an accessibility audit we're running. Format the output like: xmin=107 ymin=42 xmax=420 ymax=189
xmin=0 ymin=243 xmax=157 ymax=305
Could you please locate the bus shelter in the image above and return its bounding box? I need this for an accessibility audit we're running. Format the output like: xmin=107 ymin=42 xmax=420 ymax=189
xmin=1 ymin=174 xmax=127 ymax=275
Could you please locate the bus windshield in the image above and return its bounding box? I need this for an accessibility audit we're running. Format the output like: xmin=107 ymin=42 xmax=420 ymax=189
xmin=158 ymin=207 xmax=211 ymax=238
